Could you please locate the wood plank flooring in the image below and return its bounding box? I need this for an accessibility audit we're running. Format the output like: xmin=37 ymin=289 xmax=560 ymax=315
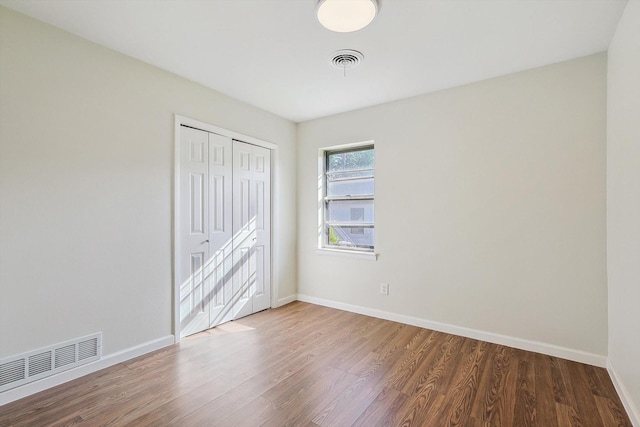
xmin=0 ymin=302 xmax=631 ymax=426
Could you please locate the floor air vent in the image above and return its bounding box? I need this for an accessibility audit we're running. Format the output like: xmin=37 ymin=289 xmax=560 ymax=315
xmin=0 ymin=333 xmax=101 ymax=393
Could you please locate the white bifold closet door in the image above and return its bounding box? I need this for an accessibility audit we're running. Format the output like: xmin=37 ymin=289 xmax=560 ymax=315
xmin=231 ymin=140 xmax=271 ymax=319
xmin=179 ymin=126 xmax=271 ymax=338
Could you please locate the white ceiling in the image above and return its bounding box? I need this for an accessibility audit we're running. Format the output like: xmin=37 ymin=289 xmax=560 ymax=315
xmin=0 ymin=0 xmax=628 ymax=122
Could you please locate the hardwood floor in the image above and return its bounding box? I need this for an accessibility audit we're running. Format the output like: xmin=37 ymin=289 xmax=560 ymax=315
xmin=0 ymin=302 xmax=631 ymax=426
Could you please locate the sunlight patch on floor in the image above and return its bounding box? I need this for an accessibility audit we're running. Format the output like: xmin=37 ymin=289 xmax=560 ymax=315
xmin=212 ymin=321 xmax=255 ymax=333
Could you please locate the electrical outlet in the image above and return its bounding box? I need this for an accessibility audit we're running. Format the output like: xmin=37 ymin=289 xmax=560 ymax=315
xmin=380 ymin=283 xmax=389 ymax=295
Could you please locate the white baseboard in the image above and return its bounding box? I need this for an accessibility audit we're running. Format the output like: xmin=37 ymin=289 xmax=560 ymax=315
xmin=296 ymin=294 xmax=607 ymax=368
xmin=277 ymin=294 xmax=297 ymax=307
xmin=607 ymin=360 xmax=640 ymax=427
xmin=0 ymin=335 xmax=175 ymax=406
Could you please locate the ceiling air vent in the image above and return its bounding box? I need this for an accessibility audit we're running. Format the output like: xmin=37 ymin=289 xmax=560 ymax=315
xmin=329 ymin=49 xmax=364 ymax=75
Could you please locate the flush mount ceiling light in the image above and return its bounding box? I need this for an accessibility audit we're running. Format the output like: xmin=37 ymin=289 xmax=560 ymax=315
xmin=317 ymin=0 xmax=378 ymax=33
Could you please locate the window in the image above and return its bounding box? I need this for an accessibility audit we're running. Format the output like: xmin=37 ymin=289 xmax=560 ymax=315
xmin=321 ymin=144 xmax=374 ymax=252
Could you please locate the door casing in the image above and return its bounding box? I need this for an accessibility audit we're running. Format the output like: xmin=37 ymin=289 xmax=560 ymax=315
xmin=173 ymin=115 xmax=279 ymax=343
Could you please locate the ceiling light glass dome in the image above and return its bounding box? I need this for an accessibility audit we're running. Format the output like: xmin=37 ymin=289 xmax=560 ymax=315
xmin=317 ymin=0 xmax=378 ymax=33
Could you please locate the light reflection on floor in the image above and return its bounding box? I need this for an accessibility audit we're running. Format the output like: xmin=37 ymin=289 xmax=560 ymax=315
xmin=186 ymin=321 xmax=256 ymax=340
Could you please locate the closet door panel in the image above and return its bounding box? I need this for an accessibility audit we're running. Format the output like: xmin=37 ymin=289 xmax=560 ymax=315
xmin=179 ymin=127 xmax=210 ymax=338
xmin=232 ymin=141 xmax=255 ymax=319
xmin=251 ymin=145 xmax=271 ymax=313
xmin=208 ymin=133 xmax=233 ymax=327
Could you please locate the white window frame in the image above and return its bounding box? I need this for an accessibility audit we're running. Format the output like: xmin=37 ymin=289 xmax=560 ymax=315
xmin=317 ymin=141 xmax=377 ymax=260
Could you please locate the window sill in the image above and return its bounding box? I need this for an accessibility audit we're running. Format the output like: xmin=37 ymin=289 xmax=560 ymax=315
xmin=316 ymin=248 xmax=378 ymax=261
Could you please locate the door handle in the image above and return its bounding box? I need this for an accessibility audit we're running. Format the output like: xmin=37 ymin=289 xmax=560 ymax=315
xmin=202 ymin=240 xmax=209 ymax=244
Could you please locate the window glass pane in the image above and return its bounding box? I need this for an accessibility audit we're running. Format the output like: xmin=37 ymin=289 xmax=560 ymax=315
xmin=327 ymin=148 xmax=374 ymax=173
xmin=326 ymin=199 xmax=374 ymax=223
xmin=328 ymin=226 xmax=374 ymax=250
xmin=327 ymin=176 xmax=373 ymax=197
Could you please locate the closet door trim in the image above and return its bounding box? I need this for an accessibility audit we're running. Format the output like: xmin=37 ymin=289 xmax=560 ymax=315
xmin=173 ymin=114 xmax=279 ymax=343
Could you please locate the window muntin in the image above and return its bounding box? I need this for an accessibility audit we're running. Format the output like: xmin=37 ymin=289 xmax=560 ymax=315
xmin=323 ymin=146 xmax=374 ymax=251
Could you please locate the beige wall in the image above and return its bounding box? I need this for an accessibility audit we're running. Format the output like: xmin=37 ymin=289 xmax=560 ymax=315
xmin=607 ymin=1 xmax=640 ymax=422
xmin=297 ymin=54 xmax=608 ymax=356
xmin=0 ymin=6 xmax=297 ymax=358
